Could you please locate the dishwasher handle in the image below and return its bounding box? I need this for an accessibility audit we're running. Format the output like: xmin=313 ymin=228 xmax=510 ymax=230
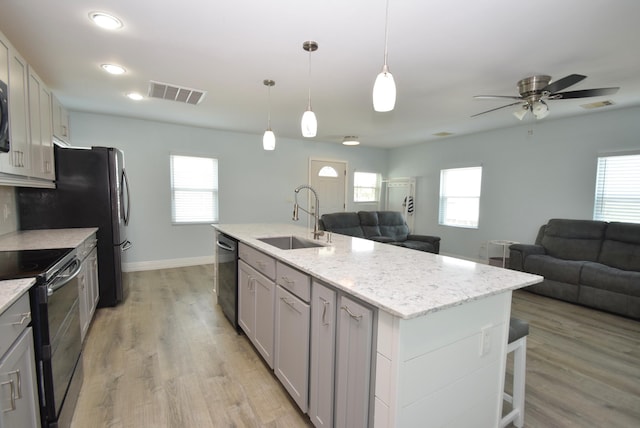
xmin=216 ymin=240 xmax=235 ymax=252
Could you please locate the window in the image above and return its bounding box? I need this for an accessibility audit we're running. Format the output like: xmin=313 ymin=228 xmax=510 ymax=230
xmin=593 ymin=153 xmax=640 ymax=223
xmin=170 ymin=154 xmax=219 ymax=224
xmin=439 ymin=166 xmax=482 ymax=228
xmin=354 ymin=172 xmax=380 ymax=202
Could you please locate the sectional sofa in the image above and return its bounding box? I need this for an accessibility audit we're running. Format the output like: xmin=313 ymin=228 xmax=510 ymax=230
xmin=509 ymin=218 xmax=640 ymax=319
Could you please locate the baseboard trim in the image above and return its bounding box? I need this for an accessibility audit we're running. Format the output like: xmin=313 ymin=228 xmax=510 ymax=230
xmin=123 ymin=256 xmax=215 ymax=272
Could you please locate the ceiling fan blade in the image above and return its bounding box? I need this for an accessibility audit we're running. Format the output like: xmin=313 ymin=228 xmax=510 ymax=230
xmin=543 ymin=74 xmax=587 ymax=94
xmin=474 ymin=95 xmax=523 ymax=100
xmin=471 ymin=101 xmax=524 ymax=117
xmin=552 ymin=87 xmax=620 ymax=99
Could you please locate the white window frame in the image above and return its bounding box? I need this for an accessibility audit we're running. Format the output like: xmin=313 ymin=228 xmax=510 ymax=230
xmin=354 ymin=171 xmax=380 ymax=203
xmin=439 ymin=166 xmax=482 ymax=229
xmin=170 ymin=154 xmax=219 ymax=224
xmin=593 ymin=152 xmax=640 ymax=223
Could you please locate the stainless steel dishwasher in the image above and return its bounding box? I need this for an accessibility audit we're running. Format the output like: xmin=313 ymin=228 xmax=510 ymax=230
xmin=216 ymin=232 xmax=239 ymax=330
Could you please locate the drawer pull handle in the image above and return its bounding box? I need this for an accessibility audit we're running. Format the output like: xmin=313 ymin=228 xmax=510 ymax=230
xmin=341 ymin=305 xmax=362 ymax=322
xmin=11 ymin=312 xmax=30 ymax=326
xmin=1 ymin=380 xmax=16 ymax=412
xmin=281 ymin=297 xmax=302 ymax=314
xmin=281 ymin=276 xmax=294 ymax=285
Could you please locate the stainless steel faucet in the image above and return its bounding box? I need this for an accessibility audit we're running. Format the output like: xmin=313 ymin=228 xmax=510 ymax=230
xmin=293 ymin=184 xmax=324 ymax=240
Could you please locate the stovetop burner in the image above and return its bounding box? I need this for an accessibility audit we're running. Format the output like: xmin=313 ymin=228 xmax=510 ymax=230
xmin=0 ymin=248 xmax=75 ymax=281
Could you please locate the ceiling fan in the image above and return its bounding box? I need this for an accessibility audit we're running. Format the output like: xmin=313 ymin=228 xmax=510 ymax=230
xmin=472 ymin=74 xmax=619 ymax=120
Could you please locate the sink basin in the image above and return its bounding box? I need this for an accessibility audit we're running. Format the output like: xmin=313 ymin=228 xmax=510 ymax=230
xmin=257 ymin=236 xmax=324 ymax=250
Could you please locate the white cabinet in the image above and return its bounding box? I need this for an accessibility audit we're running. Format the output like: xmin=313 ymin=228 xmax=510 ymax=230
xmin=0 ymin=294 xmax=40 ymax=428
xmin=0 ymin=32 xmax=29 ymax=176
xmin=238 ymin=259 xmax=275 ymax=368
xmin=335 ymin=295 xmax=374 ymax=428
xmin=309 ymin=280 xmax=336 ymax=428
xmin=78 ymin=235 xmax=99 ymax=343
xmin=27 ymin=67 xmax=54 ymax=180
xmin=51 ymin=94 xmax=70 ymax=144
xmin=274 ymin=284 xmax=310 ymax=413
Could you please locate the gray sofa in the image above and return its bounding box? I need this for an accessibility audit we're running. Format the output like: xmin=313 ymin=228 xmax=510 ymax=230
xmin=509 ymin=218 xmax=640 ymax=319
xmin=319 ymin=211 xmax=440 ymax=254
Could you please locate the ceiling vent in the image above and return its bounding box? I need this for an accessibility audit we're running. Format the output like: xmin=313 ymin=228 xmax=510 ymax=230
xmin=148 ymin=81 xmax=206 ymax=105
xmin=580 ymin=100 xmax=615 ymax=110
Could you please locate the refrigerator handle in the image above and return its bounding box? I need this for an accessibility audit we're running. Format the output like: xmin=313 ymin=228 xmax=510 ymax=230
xmin=121 ymin=169 xmax=131 ymax=226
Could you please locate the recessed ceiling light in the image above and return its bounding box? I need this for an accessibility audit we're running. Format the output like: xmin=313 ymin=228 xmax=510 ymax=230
xmin=89 ymin=12 xmax=123 ymax=30
xmin=342 ymin=136 xmax=360 ymax=146
xmin=126 ymin=92 xmax=143 ymax=101
xmin=101 ymin=64 xmax=126 ymax=75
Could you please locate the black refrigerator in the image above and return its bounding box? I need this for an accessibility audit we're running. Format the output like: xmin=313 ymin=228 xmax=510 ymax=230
xmin=18 ymin=145 xmax=132 ymax=307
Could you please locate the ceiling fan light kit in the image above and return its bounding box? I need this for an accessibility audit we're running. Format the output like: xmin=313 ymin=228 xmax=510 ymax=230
xmin=373 ymin=0 xmax=396 ymax=112
xmin=473 ymin=73 xmax=620 ymax=120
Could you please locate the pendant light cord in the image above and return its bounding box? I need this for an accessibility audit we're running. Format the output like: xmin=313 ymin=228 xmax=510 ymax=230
xmin=267 ymin=84 xmax=272 ymax=128
xmin=307 ymin=48 xmax=312 ymax=109
xmin=383 ymin=0 xmax=390 ymax=67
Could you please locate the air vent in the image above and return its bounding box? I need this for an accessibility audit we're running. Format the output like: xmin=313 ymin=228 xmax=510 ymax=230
xmin=148 ymin=81 xmax=206 ymax=105
xmin=580 ymin=100 xmax=615 ymax=110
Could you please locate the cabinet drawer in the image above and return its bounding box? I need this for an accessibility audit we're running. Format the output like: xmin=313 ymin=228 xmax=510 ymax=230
xmin=0 ymin=292 xmax=32 ymax=357
xmin=78 ymin=234 xmax=97 ymax=259
xmin=276 ymin=262 xmax=310 ymax=302
xmin=239 ymin=243 xmax=276 ymax=280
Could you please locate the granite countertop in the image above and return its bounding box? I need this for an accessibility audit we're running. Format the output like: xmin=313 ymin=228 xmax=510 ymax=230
xmin=0 ymin=228 xmax=98 ymax=315
xmin=213 ymin=223 xmax=543 ymax=319
xmin=0 ymin=228 xmax=99 ymax=251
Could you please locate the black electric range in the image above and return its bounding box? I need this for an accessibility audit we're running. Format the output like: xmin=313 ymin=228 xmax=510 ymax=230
xmin=0 ymin=248 xmax=75 ymax=283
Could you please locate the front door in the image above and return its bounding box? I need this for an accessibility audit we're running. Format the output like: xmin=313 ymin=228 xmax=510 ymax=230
xmin=309 ymin=159 xmax=347 ymax=218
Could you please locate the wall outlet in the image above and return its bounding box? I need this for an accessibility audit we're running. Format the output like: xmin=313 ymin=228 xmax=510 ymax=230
xmin=480 ymin=326 xmax=492 ymax=356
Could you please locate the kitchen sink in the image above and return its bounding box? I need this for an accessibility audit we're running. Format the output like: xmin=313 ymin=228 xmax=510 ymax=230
xmin=257 ymin=236 xmax=325 ymax=250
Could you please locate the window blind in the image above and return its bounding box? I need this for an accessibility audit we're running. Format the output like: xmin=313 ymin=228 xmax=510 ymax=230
xmin=354 ymin=172 xmax=380 ymax=202
xmin=170 ymin=155 xmax=219 ymax=224
xmin=593 ymin=154 xmax=640 ymax=223
xmin=439 ymin=166 xmax=482 ymax=228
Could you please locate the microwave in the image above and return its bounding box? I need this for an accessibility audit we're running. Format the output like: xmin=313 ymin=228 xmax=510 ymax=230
xmin=0 ymin=79 xmax=9 ymax=152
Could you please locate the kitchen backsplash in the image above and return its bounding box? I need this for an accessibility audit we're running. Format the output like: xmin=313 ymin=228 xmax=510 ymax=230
xmin=0 ymin=187 xmax=18 ymax=236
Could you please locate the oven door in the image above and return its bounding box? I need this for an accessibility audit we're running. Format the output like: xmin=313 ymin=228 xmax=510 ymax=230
xmin=39 ymin=258 xmax=83 ymax=425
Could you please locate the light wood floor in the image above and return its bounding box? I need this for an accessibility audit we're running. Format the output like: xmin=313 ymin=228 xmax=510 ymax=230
xmin=71 ymin=265 xmax=640 ymax=427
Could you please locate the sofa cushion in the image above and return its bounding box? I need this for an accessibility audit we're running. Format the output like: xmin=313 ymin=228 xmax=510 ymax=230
xmin=396 ymin=240 xmax=436 ymax=253
xmin=524 ymin=254 xmax=584 ymax=284
xmin=540 ymin=219 xmax=606 ymax=261
xmin=320 ymin=212 xmax=365 ymax=238
xmin=375 ymin=211 xmax=409 ymax=241
xmin=357 ymin=211 xmax=382 ymax=238
xmin=580 ymin=262 xmax=640 ymax=297
xmin=598 ymin=222 xmax=640 ymax=272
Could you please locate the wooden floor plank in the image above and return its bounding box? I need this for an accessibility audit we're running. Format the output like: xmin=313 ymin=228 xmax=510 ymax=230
xmin=72 ymin=265 xmax=640 ymax=427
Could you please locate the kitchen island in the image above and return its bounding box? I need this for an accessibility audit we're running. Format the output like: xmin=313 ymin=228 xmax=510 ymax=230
xmin=213 ymin=223 xmax=542 ymax=428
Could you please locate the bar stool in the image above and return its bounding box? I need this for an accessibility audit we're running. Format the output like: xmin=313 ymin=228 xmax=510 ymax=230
xmin=500 ymin=317 xmax=529 ymax=428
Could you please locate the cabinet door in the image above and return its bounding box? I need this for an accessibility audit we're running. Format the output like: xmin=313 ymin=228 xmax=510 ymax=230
xmin=238 ymin=260 xmax=256 ymax=338
xmin=51 ymin=94 xmax=70 ymax=144
xmin=0 ymin=328 xmax=41 ymax=428
xmin=89 ymin=247 xmax=100 ymax=316
xmin=28 ymin=67 xmax=53 ymax=180
xmin=253 ymin=272 xmax=275 ymax=369
xmin=0 ymin=38 xmax=29 ymax=175
xmin=78 ymin=260 xmax=90 ymax=343
xmin=275 ymin=285 xmax=310 ymax=413
xmin=309 ymin=281 xmax=336 ymax=428
xmin=335 ymin=295 xmax=373 ymax=428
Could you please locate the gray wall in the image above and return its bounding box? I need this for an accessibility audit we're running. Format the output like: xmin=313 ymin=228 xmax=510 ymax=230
xmin=388 ymin=106 xmax=640 ymax=261
xmin=70 ymin=112 xmax=388 ymax=270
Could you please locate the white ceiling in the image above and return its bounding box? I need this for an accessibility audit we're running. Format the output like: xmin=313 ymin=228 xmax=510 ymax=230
xmin=1 ymin=0 xmax=639 ymax=149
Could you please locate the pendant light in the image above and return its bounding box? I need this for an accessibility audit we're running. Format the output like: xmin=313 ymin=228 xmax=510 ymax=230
xmin=263 ymin=79 xmax=276 ymax=150
xmin=301 ymin=41 xmax=318 ymax=138
xmin=372 ymin=0 xmax=396 ymax=112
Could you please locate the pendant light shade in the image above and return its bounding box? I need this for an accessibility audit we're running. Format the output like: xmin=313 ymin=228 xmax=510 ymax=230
xmin=373 ymin=0 xmax=396 ymax=112
xmin=263 ymin=129 xmax=276 ymax=150
xmin=302 ymin=41 xmax=318 ymax=138
xmin=263 ymin=79 xmax=276 ymax=150
xmin=301 ymin=109 xmax=317 ymax=138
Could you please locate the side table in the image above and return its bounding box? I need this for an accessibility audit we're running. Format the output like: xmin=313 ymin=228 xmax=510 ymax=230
xmin=488 ymin=240 xmax=519 ymax=268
